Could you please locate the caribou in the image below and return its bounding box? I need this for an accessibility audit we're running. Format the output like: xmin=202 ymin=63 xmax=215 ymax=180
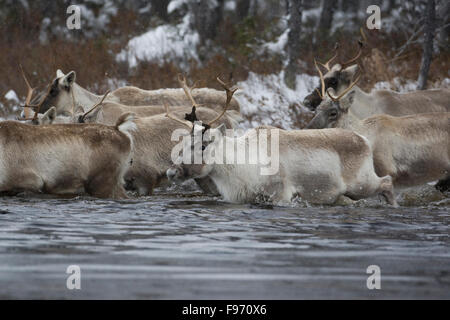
xmin=302 ymin=44 xmax=450 ymax=116
xmin=0 ymin=114 xmax=136 ymax=198
xmin=307 ymin=85 xmax=450 ymax=190
xmin=26 ymin=69 xmax=242 ymax=119
xmin=166 ymin=120 xmax=397 ymax=206
xmin=5 ymin=74 xmax=137 ymax=198
xmin=27 ymin=75 xmax=239 ymax=196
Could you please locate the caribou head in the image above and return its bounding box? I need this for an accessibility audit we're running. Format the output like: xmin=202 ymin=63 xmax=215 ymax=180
xmin=22 ymin=69 xmax=77 ymax=117
xmin=23 ymin=90 xmax=109 ymax=126
xmin=166 ymin=76 xmax=238 ymax=181
xmin=306 ymin=70 xmax=360 ymax=129
xmin=303 ymin=41 xmax=362 ymax=111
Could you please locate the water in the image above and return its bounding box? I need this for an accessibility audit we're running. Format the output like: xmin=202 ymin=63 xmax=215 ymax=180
xmin=0 ymin=185 xmax=449 ymax=299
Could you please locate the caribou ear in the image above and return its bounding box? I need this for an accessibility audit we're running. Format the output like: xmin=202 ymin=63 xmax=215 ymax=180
xmin=56 ymin=69 xmax=65 ymax=78
xmin=339 ymin=91 xmax=356 ymax=112
xmin=341 ymin=65 xmax=358 ymax=81
xmin=41 ymin=107 xmax=57 ymax=124
xmin=61 ymin=71 xmax=76 ymax=89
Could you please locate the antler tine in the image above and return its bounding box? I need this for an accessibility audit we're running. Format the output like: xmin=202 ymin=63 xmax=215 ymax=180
xmin=81 ymin=90 xmax=110 ymax=121
xmin=164 ymin=100 xmax=193 ymax=129
xmin=19 ymin=64 xmax=35 ymax=106
xmin=327 ymin=72 xmax=362 ymax=101
xmin=314 ymin=59 xmax=326 ymax=99
xmin=19 ymin=64 xmax=53 ymax=120
xmin=318 ymin=42 xmax=340 ymax=71
xmin=177 ymin=74 xmax=198 ymax=108
xmin=341 ymin=40 xmax=363 ymax=69
xmin=31 ymin=84 xmax=52 ymax=121
xmin=207 ymin=77 xmax=238 ymax=127
xmin=19 ymin=64 xmax=35 ymax=118
xmin=360 ymin=27 xmax=367 ymax=43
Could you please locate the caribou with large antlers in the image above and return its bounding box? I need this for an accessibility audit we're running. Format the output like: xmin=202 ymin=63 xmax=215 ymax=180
xmin=166 ymin=74 xmax=397 ymax=206
xmin=303 ymin=42 xmax=450 ymax=114
xmin=166 ymin=121 xmax=397 ymax=206
xmin=25 ymin=69 xmax=242 ymax=119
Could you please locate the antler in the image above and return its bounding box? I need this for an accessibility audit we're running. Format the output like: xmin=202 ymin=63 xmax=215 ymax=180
xmin=79 ymin=90 xmax=110 ymax=122
xmin=327 ymin=72 xmax=361 ymax=102
xmin=18 ymin=65 xmax=51 ymax=122
xmin=314 ymin=59 xmax=326 ymax=99
xmin=207 ymin=77 xmax=238 ymax=127
xmin=317 ymin=42 xmax=340 ymax=71
xmin=341 ymin=40 xmax=364 ymax=69
xmin=164 ymin=100 xmax=193 ymax=129
xmin=178 ymin=74 xmax=200 ymax=108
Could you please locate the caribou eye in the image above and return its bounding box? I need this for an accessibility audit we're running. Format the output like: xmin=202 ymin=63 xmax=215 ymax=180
xmin=201 ymin=145 xmax=206 ymax=151
xmin=329 ymin=110 xmax=338 ymax=118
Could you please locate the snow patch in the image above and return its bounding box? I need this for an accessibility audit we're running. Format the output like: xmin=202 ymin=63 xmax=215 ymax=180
xmin=224 ymin=0 xmax=236 ymax=11
xmin=5 ymin=90 xmax=19 ymax=102
xmin=116 ymin=14 xmax=199 ymax=68
xmin=167 ymin=0 xmax=188 ymax=14
xmin=235 ymin=72 xmax=318 ymax=129
xmin=262 ymin=29 xmax=288 ymax=53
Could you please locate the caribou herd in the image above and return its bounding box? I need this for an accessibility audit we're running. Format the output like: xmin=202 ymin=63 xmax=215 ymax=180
xmin=1 ymin=42 xmax=449 ymax=206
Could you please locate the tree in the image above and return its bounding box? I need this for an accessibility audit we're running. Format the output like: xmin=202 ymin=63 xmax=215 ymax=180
xmin=189 ymin=0 xmax=224 ymax=43
xmin=236 ymin=0 xmax=251 ymax=21
xmin=340 ymin=0 xmax=359 ymax=12
xmin=316 ymin=0 xmax=337 ymax=42
xmin=151 ymin=0 xmax=170 ymax=21
xmin=436 ymin=0 xmax=449 ymax=49
xmin=417 ymin=0 xmax=436 ymax=90
xmin=284 ymin=0 xmax=303 ymax=89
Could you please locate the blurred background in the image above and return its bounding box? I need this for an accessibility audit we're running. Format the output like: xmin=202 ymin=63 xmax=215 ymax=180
xmin=0 ymin=0 xmax=449 ymax=127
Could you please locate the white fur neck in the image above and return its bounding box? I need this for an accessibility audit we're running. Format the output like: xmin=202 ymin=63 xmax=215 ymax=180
xmin=71 ymin=83 xmax=103 ymax=110
xmin=348 ymin=86 xmax=376 ymax=119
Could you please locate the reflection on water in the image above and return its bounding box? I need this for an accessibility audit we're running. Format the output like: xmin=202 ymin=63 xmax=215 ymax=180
xmin=0 ymin=184 xmax=449 ymax=299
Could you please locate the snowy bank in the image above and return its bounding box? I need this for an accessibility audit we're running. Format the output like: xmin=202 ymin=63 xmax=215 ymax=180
xmin=116 ymin=14 xmax=199 ymax=68
xmin=234 ymin=71 xmax=317 ymax=129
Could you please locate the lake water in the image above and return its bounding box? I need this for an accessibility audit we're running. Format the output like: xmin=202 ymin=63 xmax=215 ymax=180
xmin=0 ymin=184 xmax=449 ymax=299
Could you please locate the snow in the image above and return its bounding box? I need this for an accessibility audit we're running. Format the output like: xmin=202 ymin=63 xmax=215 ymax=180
xmin=224 ymin=0 xmax=236 ymax=11
xmin=262 ymin=29 xmax=288 ymax=53
xmin=302 ymin=7 xmax=321 ymax=21
xmin=5 ymin=90 xmax=19 ymax=102
xmin=167 ymin=0 xmax=188 ymax=14
xmin=234 ymin=71 xmax=317 ymax=129
xmin=116 ymin=14 xmax=199 ymax=68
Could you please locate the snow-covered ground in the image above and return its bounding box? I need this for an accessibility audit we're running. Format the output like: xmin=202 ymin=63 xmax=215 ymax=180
xmin=116 ymin=13 xmax=199 ymax=68
xmin=235 ymin=71 xmax=317 ymax=129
